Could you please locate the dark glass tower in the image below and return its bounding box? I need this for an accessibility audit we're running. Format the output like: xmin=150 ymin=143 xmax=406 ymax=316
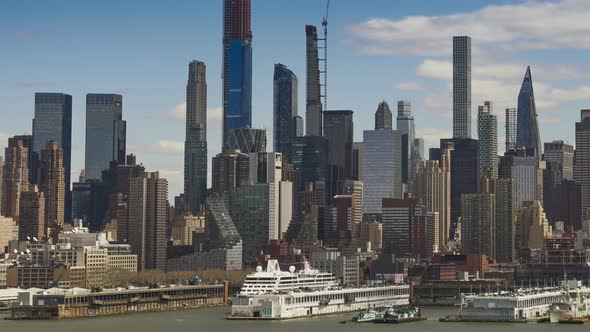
xmin=305 ymin=25 xmax=322 ymax=137
xmin=453 ymin=36 xmax=472 ymax=139
xmin=223 ymin=0 xmax=252 ymax=146
xmin=516 ymin=66 xmax=541 ymax=159
xmin=33 ymin=93 xmax=72 ymax=222
xmin=84 ymin=94 xmax=126 ymax=181
xmin=184 ymin=61 xmax=207 ymax=214
xmin=273 ymin=63 xmax=298 ymax=158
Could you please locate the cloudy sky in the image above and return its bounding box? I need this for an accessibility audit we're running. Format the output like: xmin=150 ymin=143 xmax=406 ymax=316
xmin=1 ymin=0 xmax=588 ymax=200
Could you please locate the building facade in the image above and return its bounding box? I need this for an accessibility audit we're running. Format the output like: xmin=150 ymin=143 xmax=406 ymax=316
xmin=2 ymin=137 xmax=30 ymax=221
xmin=453 ymin=36 xmax=472 ymax=139
xmin=575 ymin=110 xmax=590 ymax=220
xmin=375 ymin=101 xmax=392 ymax=130
xmin=273 ymin=63 xmax=298 ymax=158
xmin=305 ymin=25 xmax=322 ymax=137
xmin=39 ymin=141 xmax=65 ymax=228
xmin=516 ymin=66 xmax=541 ymax=159
xmin=477 ymin=101 xmax=498 ymax=179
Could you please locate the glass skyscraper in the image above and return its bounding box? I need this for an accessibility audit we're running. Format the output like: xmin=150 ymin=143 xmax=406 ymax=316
xmin=516 ymin=66 xmax=541 ymax=159
xmin=305 ymin=25 xmax=322 ymax=137
xmin=505 ymin=107 xmax=517 ymax=152
xmin=273 ymin=63 xmax=298 ymax=158
xmin=453 ymin=36 xmax=472 ymax=139
xmin=184 ymin=61 xmax=207 ymax=214
xmin=223 ymin=0 xmax=252 ymax=146
xmin=84 ymin=94 xmax=126 ymax=181
xmin=33 ymin=92 xmax=72 ymax=221
xmin=396 ymin=100 xmax=415 ymax=183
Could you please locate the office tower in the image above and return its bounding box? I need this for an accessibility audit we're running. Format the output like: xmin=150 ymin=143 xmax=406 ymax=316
xmin=477 ymin=101 xmax=498 ymax=179
xmin=512 ymin=155 xmax=544 ymax=208
xmin=440 ymin=138 xmax=479 ymax=236
xmin=305 ymin=25 xmax=322 ymax=136
xmin=128 ymin=172 xmax=168 ymax=270
xmin=362 ymin=130 xmax=402 ymax=216
xmin=249 ymin=152 xmax=293 ymax=239
xmin=414 ymin=138 xmax=425 ymax=162
xmin=32 ymin=93 xmax=72 ymax=221
xmin=324 ymin=110 xmax=354 ymax=197
xmin=292 ymin=115 xmax=304 ymax=138
xmin=397 ymin=101 xmax=415 ymax=183
xmin=544 ymin=140 xmax=574 ymax=181
xmin=2 ymin=137 xmax=30 ymax=221
xmin=39 ymin=141 xmax=65 ymax=228
xmin=461 ymin=192 xmax=495 ymax=257
xmin=516 ymin=201 xmax=552 ymax=254
xmin=575 ymin=110 xmax=590 ymax=221
xmin=494 ymin=178 xmax=516 ymax=262
xmin=211 ymin=149 xmax=250 ymax=194
xmin=273 ymin=63 xmax=298 ymax=158
xmin=516 ymin=66 xmax=541 ymax=159
xmin=290 ymin=136 xmax=329 ymax=192
xmin=0 ymin=156 xmax=2 ymax=214
xmin=415 ymin=160 xmax=451 ymax=250
xmin=184 ymin=61 xmax=208 ymax=215
xmin=223 ymin=0 xmax=252 ymax=146
xmin=505 ymin=108 xmax=517 ymax=152
xmin=85 ymin=94 xmax=126 ymax=180
xmin=381 ymin=198 xmax=433 ymax=258
xmin=453 ymin=36 xmax=472 ymax=139
xmin=560 ymin=180 xmax=582 ymax=230
xmin=230 ymin=184 xmax=271 ymax=264
xmin=375 ymin=101 xmax=392 ymax=130
xmin=226 ymin=127 xmax=266 ymax=153
xmin=352 ymin=143 xmax=363 ymax=181
xmin=342 ymin=180 xmax=363 ymax=227
xmin=18 ymin=186 xmax=45 ymax=241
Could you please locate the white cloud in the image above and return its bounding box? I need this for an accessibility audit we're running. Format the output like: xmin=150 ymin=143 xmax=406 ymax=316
xmin=166 ymin=103 xmax=185 ymax=121
xmin=346 ymin=0 xmax=590 ymax=56
xmin=149 ymin=140 xmax=184 ymax=154
xmin=416 ymin=128 xmax=452 ymax=150
xmin=393 ymin=82 xmax=423 ymax=90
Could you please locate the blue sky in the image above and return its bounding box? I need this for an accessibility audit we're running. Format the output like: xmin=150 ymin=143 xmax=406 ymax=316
xmin=2 ymin=0 xmax=589 ymax=200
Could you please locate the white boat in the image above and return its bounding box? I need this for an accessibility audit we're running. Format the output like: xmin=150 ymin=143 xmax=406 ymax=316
xmin=229 ymin=259 xmax=410 ymax=320
xmin=354 ymin=310 xmax=380 ymax=322
xmin=548 ymin=280 xmax=590 ymax=323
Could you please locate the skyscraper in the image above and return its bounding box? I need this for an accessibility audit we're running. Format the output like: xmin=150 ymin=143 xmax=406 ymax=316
xmin=0 ymin=156 xmax=3 ymax=214
xmin=184 ymin=61 xmax=207 ymax=214
xmin=323 ymin=110 xmax=354 ymax=180
xmin=18 ymin=187 xmax=45 ymax=241
xmin=128 ymin=172 xmax=168 ymax=271
xmin=397 ymin=100 xmax=415 ymax=183
xmin=516 ymin=66 xmax=541 ymax=159
xmin=39 ymin=141 xmax=65 ymax=228
xmin=85 ymin=94 xmax=126 ymax=181
xmin=375 ymin=101 xmax=392 ymax=130
xmin=453 ymin=36 xmax=472 ymax=139
xmin=211 ymin=149 xmax=250 ymax=194
xmin=223 ymin=0 xmax=252 ymax=146
xmin=226 ymin=127 xmax=267 ymax=153
xmin=575 ymin=110 xmax=590 ymax=220
xmin=505 ymin=108 xmax=517 ymax=152
xmin=352 ymin=142 xmax=363 ymax=181
xmin=305 ymin=25 xmax=322 ymax=137
xmin=273 ymin=63 xmax=298 ymax=158
xmin=290 ymin=136 xmax=329 ymax=193
xmin=362 ymin=130 xmax=402 ymax=216
xmin=544 ymin=140 xmax=574 ymax=181
xmin=494 ymin=177 xmax=516 ymax=263
xmin=461 ymin=192 xmax=495 ymax=257
xmin=32 ymin=93 xmax=72 ymax=221
xmin=2 ymin=137 xmax=30 ymax=221
xmin=477 ymin=101 xmax=498 ymax=179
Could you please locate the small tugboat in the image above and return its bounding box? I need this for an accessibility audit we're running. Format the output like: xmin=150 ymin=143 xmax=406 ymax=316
xmin=353 ymin=310 xmax=380 ymax=323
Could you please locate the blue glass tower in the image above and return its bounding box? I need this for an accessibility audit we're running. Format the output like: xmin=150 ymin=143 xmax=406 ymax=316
xmin=273 ymin=63 xmax=298 ymax=158
xmin=225 ymin=40 xmax=252 ymax=144
xmin=516 ymin=66 xmax=541 ymax=159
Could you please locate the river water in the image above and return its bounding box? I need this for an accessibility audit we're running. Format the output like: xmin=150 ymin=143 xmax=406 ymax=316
xmin=0 ymin=306 xmax=588 ymax=332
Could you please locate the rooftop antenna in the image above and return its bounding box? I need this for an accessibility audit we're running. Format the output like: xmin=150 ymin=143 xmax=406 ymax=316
xmin=319 ymin=0 xmax=330 ymax=112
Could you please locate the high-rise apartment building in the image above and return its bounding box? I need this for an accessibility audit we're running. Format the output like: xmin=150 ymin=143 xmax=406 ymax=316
xmin=544 ymin=140 xmax=574 ymax=181
xmin=362 ymin=130 xmax=402 ymax=215
xmin=516 ymin=66 xmax=542 ymax=159
xmin=32 ymin=93 xmax=72 ymax=221
xmin=477 ymin=101 xmax=498 ymax=179
xmin=39 ymin=141 xmax=65 ymax=228
xmin=324 ymin=110 xmax=354 ymax=194
xmin=211 ymin=149 xmax=250 ymax=194
xmin=2 ymin=137 xmax=30 ymax=221
xmin=453 ymin=36 xmax=472 ymax=139
xmin=273 ymin=63 xmax=298 ymax=158
xmin=375 ymin=101 xmax=392 ymax=130
xmin=494 ymin=177 xmax=517 ymax=262
xmin=184 ymin=61 xmax=207 ymax=214
xmin=461 ymin=192 xmax=495 ymax=257
xmin=305 ymin=25 xmax=322 ymax=137
xmin=85 ymin=94 xmax=126 ymax=180
xmin=223 ymin=0 xmax=252 ymax=146
xmin=505 ymin=108 xmax=517 ymax=152
xmin=575 ymin=110 xmax=590 ymax=220
xmin=18 ymin=187 xmax=45 ymax=241
xmin=128 ymin=172 xmax=168 ymax=270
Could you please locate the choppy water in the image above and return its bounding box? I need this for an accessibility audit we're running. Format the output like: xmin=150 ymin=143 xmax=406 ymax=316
xmin=0 ymin=306 xmax=588 ymax=332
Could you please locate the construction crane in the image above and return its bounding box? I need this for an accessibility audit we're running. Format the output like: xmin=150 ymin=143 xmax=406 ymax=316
xmin=319 ymin=0 xmax=330 ymax=112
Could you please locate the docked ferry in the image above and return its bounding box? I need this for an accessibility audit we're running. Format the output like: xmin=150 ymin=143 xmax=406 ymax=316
xmin=452 ymin=288 xmax=566 ymax=322
xmin=548 ymin=280 xmax=590 ymax=323
xmin=229 ymin=260 xmax=410 ymax=320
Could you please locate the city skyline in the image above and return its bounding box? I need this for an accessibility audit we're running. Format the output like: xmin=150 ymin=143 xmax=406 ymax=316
xmin=1 ymin=0 xmax=588 ymax=199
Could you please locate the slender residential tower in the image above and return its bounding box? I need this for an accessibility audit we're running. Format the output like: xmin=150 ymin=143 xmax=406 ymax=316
xmin=453 ymin=36 xmax=472 ymax=139
xmin=223 ymin=0 xmax=252 ymax=146
xmin=478 ymin=101 xmax=498 ymax=179
xmin=516 ymin=66 xmax=541 ymax=159
xmin=273 ymin=63 xmax=298 ymax=158
xmin=505 ymin=107 xmax=517 ymax=152
xmin=39 ymin=141 xmax=65 ymax=228
xmin=305 ymin=25 xmax=322 ymax=136
xmin=184 ymin=61 xmax=207 ymax=214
